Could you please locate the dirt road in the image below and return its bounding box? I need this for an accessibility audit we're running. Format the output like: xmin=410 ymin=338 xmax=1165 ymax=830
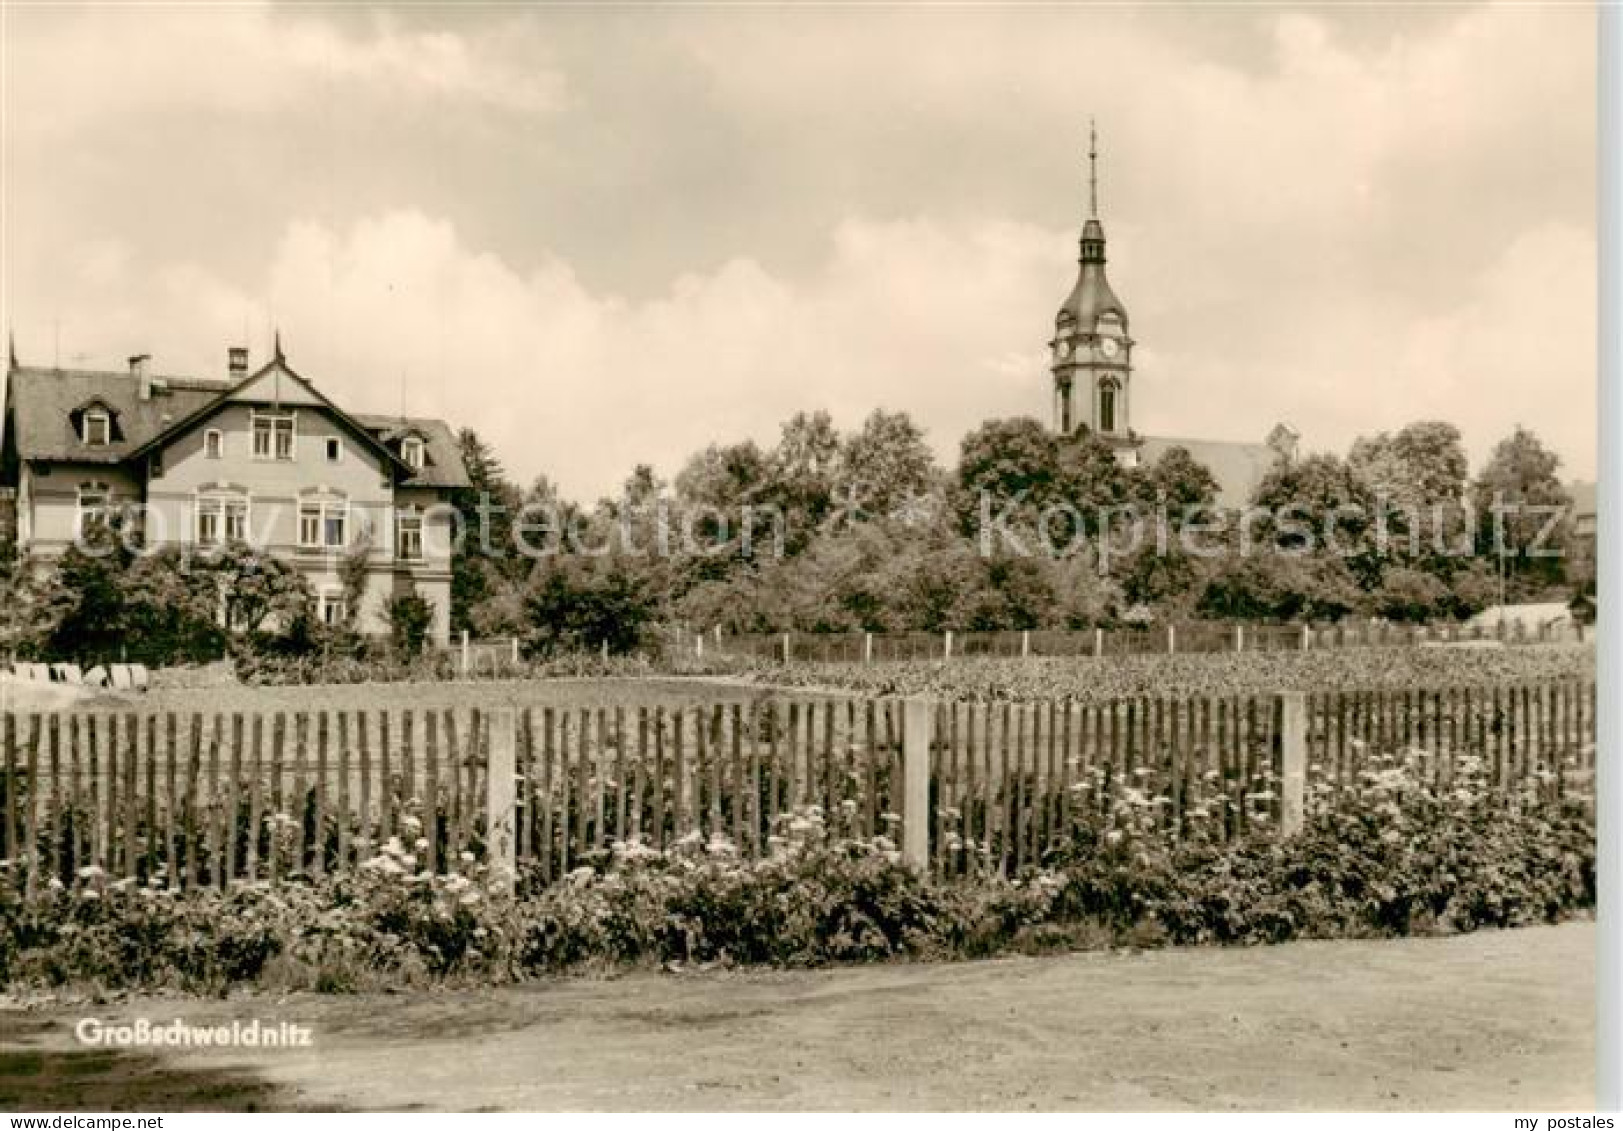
xmin=1 ymin=922 xmax=1594 ymax=1111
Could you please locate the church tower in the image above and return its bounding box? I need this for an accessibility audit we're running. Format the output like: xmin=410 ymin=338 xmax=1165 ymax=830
xmin=1051 ymin=123 xmax=1135 ymax=456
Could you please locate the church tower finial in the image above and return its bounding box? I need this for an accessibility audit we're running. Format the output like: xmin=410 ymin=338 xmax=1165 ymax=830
xmin=273 ymin=327 xmax=284 ymax=363
xmin=1088 ymin=118 xmax=1098 ymax=219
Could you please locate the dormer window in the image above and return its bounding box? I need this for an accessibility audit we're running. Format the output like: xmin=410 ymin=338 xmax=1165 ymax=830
xmin=82 ymin=409 xmax=110 ymax=446
xmin=401 ymin=435 xmax=426 ymax=471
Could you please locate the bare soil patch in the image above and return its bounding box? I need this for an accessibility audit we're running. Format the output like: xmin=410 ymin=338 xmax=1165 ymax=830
xmin=1 ymin=922 xmax=1593 ymax=1111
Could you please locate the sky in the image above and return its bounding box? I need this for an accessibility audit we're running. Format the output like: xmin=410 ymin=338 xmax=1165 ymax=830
xmin=0 ymin=2 xmax=1597 ymax=501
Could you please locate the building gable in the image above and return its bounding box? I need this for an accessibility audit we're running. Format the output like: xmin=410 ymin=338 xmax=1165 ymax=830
xmin=128 ymin=358 xmax=410 ymax=478
xmin=224 ymin=362 xmax=327 ymax=409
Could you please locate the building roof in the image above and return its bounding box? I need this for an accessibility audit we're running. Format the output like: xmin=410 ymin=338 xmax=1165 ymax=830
xmin=5 ymin=366 xmax=228 ymax=464
xmin=1139 ymin=434 xmax=1284 ymax=509
xmin=4 ymin=361 xmax=469 ymax=488
xmin=354 ymin=414 xmax=468 ymax=489
xmin=1056 ymin=226 xmax=1129 ymax=333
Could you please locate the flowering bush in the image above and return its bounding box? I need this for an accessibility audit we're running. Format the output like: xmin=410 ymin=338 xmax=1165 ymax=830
xmin=1035 ymin=745 xmax=1594 ymax=946
xmin=0 ymin=753 xmax=1593 ymax=997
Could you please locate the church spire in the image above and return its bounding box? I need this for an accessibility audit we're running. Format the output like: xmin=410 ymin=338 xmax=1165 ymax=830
xmin=1079 ymin=120 xmax=1106 ymax=265
xmin=1088 ymin=118 xmax=1098 ymax=219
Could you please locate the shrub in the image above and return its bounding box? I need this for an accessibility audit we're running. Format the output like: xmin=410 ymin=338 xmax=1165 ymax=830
xmin=385 ymin=593 xmax=436 ymax=657
xmin=0 ymin=756 xmax=1594 ymax=996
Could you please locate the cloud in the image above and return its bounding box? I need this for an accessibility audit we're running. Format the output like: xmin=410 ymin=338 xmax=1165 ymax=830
xmin=0 ymin=4 xmax=1596 ymax=494
xmin=3 ymin=3 xmax=563 ymax=134
xmin=8 ymin=201 xmax=1593 ymax=501
xmin=246 ymin=210 xmax=1066 ymax=501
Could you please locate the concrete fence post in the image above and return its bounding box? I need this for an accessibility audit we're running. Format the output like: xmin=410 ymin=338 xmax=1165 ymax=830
xmin=460 ymin=629 xmax=470 ymax=676
xmin=901 ymin=697 xmax=933 ymax=871
xmin=486 ymin=709 xmax=518 ymax=895
xmin=1277 ymin=692 xmax=1307 ymax=838
xmin=1094 ymin=627 xmax=1103 ymax=658
xmin=944 ymin=630 xmax=953 ymax=660
xmin=510 ymin=636 xmax=520 ymax=664
xmin=1301 ymin=623 xmax=1311 ymax=651
xmin=1235 ymin=624 xmax=1245 ymax=653
xmin=864 ymin=632 xmax=874 ymax=663
xmin=1167 ymin=624 xmax=1176 ymax=655
xmin=695 ymin=634 xmax=704 ymax=658
xmin=781 ymin=632 xmax=791 ymax=663
xmin=1021 ymin=630 xmax=1030 ymax=658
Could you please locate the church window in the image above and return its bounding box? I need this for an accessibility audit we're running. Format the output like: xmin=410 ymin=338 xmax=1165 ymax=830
xmin=1099 ymin=379 xmax=1119 ymax=433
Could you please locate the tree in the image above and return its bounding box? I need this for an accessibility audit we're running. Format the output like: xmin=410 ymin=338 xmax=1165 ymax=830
xmin=954 ymin=417 xmax=1070 ymax=541
xmin=956 ymin=417 xmax=1061 ymax=516
xmin=673 ymin=440 xmax=772 ymax=553
xmin=1471 ymin=426 xmax=1572 ymax=592
xmin=1136 ymin=445 xmax=1220 ymax=520
xmin=0 ymin=559 xmax=54 ymax=659
xmin=1196 ymin=554 xmax=1361 ymax=622
xmin=338 ymin=536 xmax=372 ymax=631
xmin=956 ymin=419 xmax=1132 ymax=548
xmin=1349 ymin=421 xmax=1471 ymax=573
xmin=1056 ymin=431 xmax=1133 ymax=522
xmin=452 ymin=428 xmax=522 ymax=628
xmin=837 ymin=409 xmax=938 ymax=520
xmin=1350 ymin=421 xmax=1468 ymax=510
xmin=1116 ymin=541 xmax=1199 ymax=609
xmin=1249 ymin=452 xmax=1379 ymax=585
xmin=521 ymin=555 xmax=657 ymax=657
xmin=35 ymin=517 xmax=135 ymax=663
xmin=1371 ymin=566 xmax=1450 ymax=623
xmin=766 ymin=410 xmax=842 ymax=550
xmin=206 ymin=543 xmax=313 ymax=637
xmin=385 ymin=591 xmax=436 ymax=657
xmin=121 ymin=547 xmax=230 ymax=663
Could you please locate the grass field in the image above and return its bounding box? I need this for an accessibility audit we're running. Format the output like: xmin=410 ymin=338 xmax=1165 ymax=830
xmin=4 ymin=642 xmax=1594 ymax=717
xmin=6 ymin=675 xmax=795 ymax=718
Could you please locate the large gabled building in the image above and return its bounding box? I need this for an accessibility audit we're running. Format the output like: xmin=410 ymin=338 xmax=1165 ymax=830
xmin=0 ymin=340 xmax=468 ymax=645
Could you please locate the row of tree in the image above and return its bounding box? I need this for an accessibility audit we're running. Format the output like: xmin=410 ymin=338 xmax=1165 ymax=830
xmin=1 ymin=524 xmax=435 ymax=666
xmin=445 ymin=412 xmax=1583 ymax=651
xmin=0 ymin=408 xmax=1581 ymax=664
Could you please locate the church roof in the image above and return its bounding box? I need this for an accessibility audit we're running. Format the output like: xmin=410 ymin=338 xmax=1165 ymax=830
xmin=1139 ymin=435 xmax=1284 ymax=510
xmin=1056 ymin=248 xmax=1129 ymax=333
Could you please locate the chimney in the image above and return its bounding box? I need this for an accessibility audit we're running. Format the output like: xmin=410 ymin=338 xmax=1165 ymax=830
xmin=228 ymin=347 xmax=249 ymax=381
xmin=129 ymin=353 xmax=152 ymax=400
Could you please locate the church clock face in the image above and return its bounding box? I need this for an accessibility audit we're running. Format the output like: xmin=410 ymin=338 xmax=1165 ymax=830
xmin=1099 ymin=338 xmax=1120 ymax=358
xmin=1056 ymin=340 xmax=1072 ymax=360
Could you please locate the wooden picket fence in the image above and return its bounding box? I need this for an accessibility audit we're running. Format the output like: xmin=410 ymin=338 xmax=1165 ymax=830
xmin=0 ymin=678 xmax=1596 ymax=896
